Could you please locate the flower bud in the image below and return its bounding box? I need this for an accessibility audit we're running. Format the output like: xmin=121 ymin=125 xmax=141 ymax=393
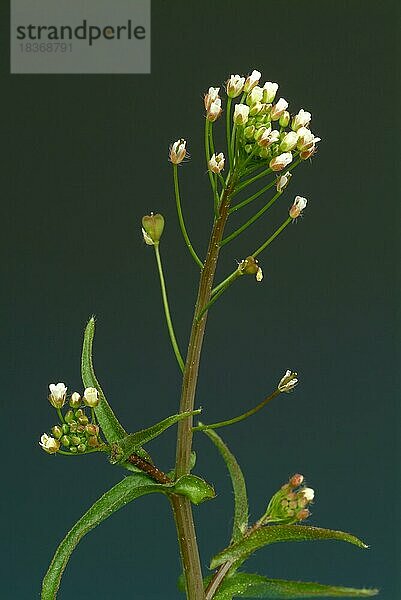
xmin=270 ymin=98 xmax=289 ymax=121
xmin=246 ymin=86 xmax=263 ymax=106
xmin=69 ymin=392 xmax=81 ymax=409
xmin=279 ymin=131 xmax=298 ymax=152
xmin=289 ymin=196 xmax=307 ymax=219
xmin=83 ymin=387 xmax=99 ymax=408
xmin=233 ymin=104 xmax=250 ymax=126
xmin=291 ymin=108 xmax=311 ymax=131
xmin=60 ymin=435 xmax=70 ymax=447
xmin=61 ymin=424 xmax=69 ymax=435
xmin=70 ymin=435 xmax=81 ymax=446
xmin=249 ymin=102 xmax=264 ymax=116
xmin=258 ymin=475 xmax=314 ymax=526
xmin=276 ymin=171 xmax=292 ymax=193
xmin=64 ymin=409 xmax=75 ymax=424
xmin=289 ymin=473 xmax=304 ymax=488
xmin=244 ymin=125 xmax=255 ymax=139
xmin=269 ymin=152 xmax=293 ymax=172
xmin=207 ymin=98 xmax=222 ymax=122
xmin=77 ymin=443 xmax=87 ymax=453
xmin=85 ymin=424 xmax=100 ymax=436
xmin=70 ymin=446 xmax=78 ymax=453
xmin=204 ymin=87 xmax=220 ymax=111
xmin=262 ymin=81 xmax=278 ymax=104
xmin=302 ymin=487 xmax=315 ymax=502
xmin=142 ymin=213 xmax=165 ymax=246
xmin=208 ymin=152 xmax=225 ymax=174
xmin=87 ymin=436 xmax=100 ymax=448
xmin=226 ymin=74 xmax=245 ymax=98
xmin=51 ymin=425 xmax=63 ymax=439
xmin=78 ymin=415 xmax=89 ymax=426
xmin=48 ymin=382 xmax=67 ymax=409
xmin=39 ymin=433 xmax=60 ymax=454
xmin=279 ymin=110 xmax=290 ymax=128
xmin=169 ymin=138 xmax=187 ymax=165
xmin=243 ymin=69 xmax=261 ymax=93
xmin=277 ymin=369 xmax=298 ymax=392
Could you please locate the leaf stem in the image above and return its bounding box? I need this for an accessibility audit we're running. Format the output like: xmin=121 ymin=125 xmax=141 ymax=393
xmin=252 ymin=217 xmax=292 ymax=258
xmin=154 ymin=243 xmax=185 ymax=372
xmin=193 ymin=389 xmax=280 ymax=432
xmin=173 ymin=165 xmax=204 ymax=269
xmin=196 ymin=270 xmax=240 ymax=321
xmin=221 ymin=191 xmax=282 ymax=247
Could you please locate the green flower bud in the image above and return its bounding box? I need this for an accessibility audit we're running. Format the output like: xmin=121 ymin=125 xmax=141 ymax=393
xmin=51 ymin=425 xmax=63 ymax=439
xmin=64 ymin=409 xmax=75 ymax=423
xmin=61 ymin=424 xmax=70 ymax=435
xmin=74 ymin=408 xmax=84 ymax=419
xmin=70 ymin=435 xmax=81 ymax=446
xmin=85 ymin=424 xmax=100 ymax=436
xmin=77 ymin=443 xmax=87 ymax=453
xmin=279 ymin=110 xmax=290 ymax=128
xmin=141 ymin=213 xmax=165 ymax=246
xmin=69 ymin=420 xmax=78 ymax=433
xmin=60 ymin=435 xmax=70 ymax=447
xmin=69 ymin=446 xmax=78 ymax=453
xmin=78 ymin=416 xmax=89 ymax=426
xmin=69 ymin=392 xmax=81 ymax=409
xmin=244 ymin=125 xmax=255 ymax=140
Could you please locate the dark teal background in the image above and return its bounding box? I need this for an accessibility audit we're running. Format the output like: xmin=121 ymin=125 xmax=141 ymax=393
xmin=2 ymin=1 xmax=399 ymax=598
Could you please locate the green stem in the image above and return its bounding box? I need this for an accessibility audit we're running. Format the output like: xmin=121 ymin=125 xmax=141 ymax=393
xmin=235 ymin=166 xmax=273 ymax=194
xmin=252 ymin=216 xmax=292 ymax=258
xmin=221 ymin=191 xmax=282 ymax=247
xmin=173 ymin=165 xmax=204 ymax=269
xmin=56 ymin=408 xmax=64 ymax=423
xmin=57 ymin=446 xmax=107 ymax=456
xmin=193 ymin=388 xmax=280 ymax=431
xmin=229 ymin=178 xmax=277 ymax=214
xmin=205 ymin=119 xmax=217 ymax=199
xmin=154 ymin=243 xmax=185 ymax=372
xmin=172 ymin=179 xmax=235 ymax=600
xmin=226 ymin=97 xmax=233 ymax=167
xmin=197 ymin=271 xmax=240 ymax=321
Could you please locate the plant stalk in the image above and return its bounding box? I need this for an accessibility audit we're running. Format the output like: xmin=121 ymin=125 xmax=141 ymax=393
xmin=171 ymin=181 xmax=234 ymax=600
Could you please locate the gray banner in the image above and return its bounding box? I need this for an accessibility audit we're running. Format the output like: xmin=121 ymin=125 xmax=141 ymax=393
xmin=10 ymin=0 xmax=151 ymax=74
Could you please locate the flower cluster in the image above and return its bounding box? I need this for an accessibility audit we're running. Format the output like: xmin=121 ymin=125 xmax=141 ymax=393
xmin=259 ymin=473 xmax=315 ymax=526
xmin=226 ymin=69 xmax=321 ymax=170
xmin=40 ymin=383 xmax=102 ymax=454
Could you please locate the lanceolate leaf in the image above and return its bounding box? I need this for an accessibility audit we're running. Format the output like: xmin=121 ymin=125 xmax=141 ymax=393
xmin=213 ymin=573 xmax=378 ymax=599
xmin=210 ymin=525 xmax=369 ymax=570
xmin=203 ymin=427 xmax=248 ymax=542
xmin=42 ymin=472 xmax=215 ymax=599
xmin=110 ymin=409 xmax=201 ymax=464
xmin=81 ymin=317 xmax=127 ymax=443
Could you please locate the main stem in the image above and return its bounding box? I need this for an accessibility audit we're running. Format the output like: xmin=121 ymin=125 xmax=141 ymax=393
xmin=171 ymin=182 xmax=234 ymax=600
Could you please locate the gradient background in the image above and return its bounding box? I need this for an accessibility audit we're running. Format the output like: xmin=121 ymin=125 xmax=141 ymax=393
xmin=2 ymin=1 xmax=399 ymax=598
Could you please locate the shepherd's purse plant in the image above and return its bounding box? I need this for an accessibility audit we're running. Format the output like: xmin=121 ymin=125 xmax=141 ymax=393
xmin=39 ymin=69 xmax=378 ymax=600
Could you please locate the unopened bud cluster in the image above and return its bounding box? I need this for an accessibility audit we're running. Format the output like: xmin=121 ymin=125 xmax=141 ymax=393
xmin=40 ymin=383 xmax=102 ymax=454
xmin=259 ymin=474 xmax=315 ymax=526
xmin=227 ymin=70 xmax=320 ymax=170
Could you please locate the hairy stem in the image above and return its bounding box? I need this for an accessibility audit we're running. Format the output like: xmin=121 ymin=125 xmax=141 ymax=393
xmin=171 ymin=181 xmax=235 ymax=600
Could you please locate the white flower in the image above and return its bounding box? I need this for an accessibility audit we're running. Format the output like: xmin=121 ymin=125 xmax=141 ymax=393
xmin=292 ymin=109 xmax=312 ymax=131
xmin=302 ymin=487 xmax=315 ymax=502
xmin=256 ymin=266 xmax=263 ymax=282
xmin=169 ymin=138 xmax=187 ymax=164
xmin=208 ymin=152 xmax=225 ymax=174
xmin=39 ymin=433 xmax=60 ymax=454
xmin=297 ymin=127 xmax=321 ymax=152
xmin=244 ymin=69 xmax=261 ymax=93
xmin=280 ymin=131 xmax=298 ymax=152
xmin=247 ymin=85 xmax=264 ymax=106
xmin=233 ymin=103 xmax=250 ymax=126
xmin=270 ymin=97 xmax=289 ymax=120
xmin=48 ymin=382 xmax=67 ymax=408
xmin=263 ymin=81 xmax=279 ymax=103
xmin=207 ymin=98 xmax=222 ymax=122
xmin=83 ymin=387 xmax=99 ymax=408
xmin=276 ymin=171 xmax=292 ymax=193
xmin=278 ymin=370 xmax=298 ymax=393
xmin=269 ymin=152 xmax=293 ymax=172
xmin=289 ymin=196 xmax=308 ymax=219
xmin=204 ymin=87 xmax=220 ymax=111
xmin=226 ymin=74 xmax=245 ymax=98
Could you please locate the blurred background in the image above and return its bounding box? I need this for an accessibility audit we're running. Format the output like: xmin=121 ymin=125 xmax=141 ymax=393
xmin=1 ymin=1 xmax=399 ymax=598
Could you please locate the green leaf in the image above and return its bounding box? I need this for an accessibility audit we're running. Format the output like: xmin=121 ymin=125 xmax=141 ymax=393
xmin=42 ymin=473 xmax=167 ymax=600
xmin=81 ymin=317 xmax=127 ymax=443
xmin=110 ymin=409 xmax=201 ymax=464
xmin=210 ymin=525 xmax=369 ymax=570
xmin=202 ymin=427 xmax=248 ymax=542
xmin=42 ymin=472 xmax=215 ymax=599
xmin=213 ymin=573 xmax=378 ymax=599
xmin=173 ymin=474 xmax=215 ymax=504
